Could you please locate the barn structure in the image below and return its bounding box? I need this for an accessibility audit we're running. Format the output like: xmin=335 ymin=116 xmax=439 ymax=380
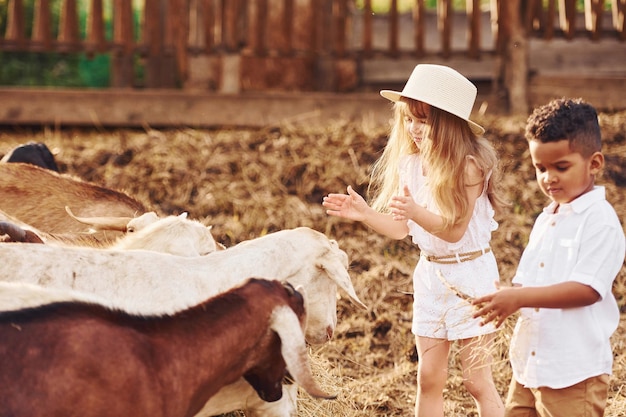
xmin=1 ymin=0 xmax=625 ymax=128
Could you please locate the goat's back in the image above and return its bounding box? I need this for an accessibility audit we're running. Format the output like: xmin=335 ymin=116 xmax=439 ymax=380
xmin=0 ymin=163 xmax=146 ymax=234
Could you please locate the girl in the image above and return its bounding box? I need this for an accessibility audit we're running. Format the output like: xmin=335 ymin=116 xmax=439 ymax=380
xmin=323 ymin=64 xmax=506 ymax=417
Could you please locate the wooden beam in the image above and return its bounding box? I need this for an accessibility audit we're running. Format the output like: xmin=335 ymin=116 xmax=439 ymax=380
xmin=0 ymin=89 xmax=393 ymax=128
xmin=529 ymin=75 xmax=626 ymax=110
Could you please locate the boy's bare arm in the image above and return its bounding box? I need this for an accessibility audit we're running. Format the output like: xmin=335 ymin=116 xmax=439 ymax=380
xmin=472 ymin=282 xmax=601 ymax=328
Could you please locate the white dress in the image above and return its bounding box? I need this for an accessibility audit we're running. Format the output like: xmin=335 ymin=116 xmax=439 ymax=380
xmin=400 ymin=154 xmax=499 ymax=340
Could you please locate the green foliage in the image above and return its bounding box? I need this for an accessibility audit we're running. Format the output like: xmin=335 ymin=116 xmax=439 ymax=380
xmin=0 ymin=0 xmax=139 ymax=87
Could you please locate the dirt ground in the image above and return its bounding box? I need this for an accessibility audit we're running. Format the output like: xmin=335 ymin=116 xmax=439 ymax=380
xmin=0 ymin=109 xmax=624 ymax=416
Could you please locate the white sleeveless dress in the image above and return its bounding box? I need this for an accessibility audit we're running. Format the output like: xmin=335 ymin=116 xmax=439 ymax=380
xmin=399 ymin=154 xmax=499 ymax=340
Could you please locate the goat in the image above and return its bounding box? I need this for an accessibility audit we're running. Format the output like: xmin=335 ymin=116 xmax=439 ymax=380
xmin=0 ymin=278 xmax=334 ymax=417
xmin=0 ymin=162 xmax=147 ymax=237
xmin=0 ymin=281 xmax=112 ymax=311
xmin=0 ymin=211 xmax=218 ymax=256
xmin=0 ymin=226 xmax=363 ymax=340
xmin=0 ymin=226 xmax=363 ymax=416
xmin=0 ymin=141 xmax=59 ymax=171
xmin=65 ymin=207 xmax=226 ymax=250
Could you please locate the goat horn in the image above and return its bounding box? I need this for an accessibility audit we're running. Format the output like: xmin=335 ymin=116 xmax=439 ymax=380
xmin=270 ymin=306 xmax=337 ymax=400
xmin=65 ymin=206 xmax=132 ymax=231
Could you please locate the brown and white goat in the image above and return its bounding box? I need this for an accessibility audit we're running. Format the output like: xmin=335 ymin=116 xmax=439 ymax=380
xmin=0 ymin=278 xmax=334 ymax=417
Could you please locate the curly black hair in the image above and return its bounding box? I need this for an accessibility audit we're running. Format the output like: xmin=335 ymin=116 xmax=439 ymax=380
xmin=525 ymin=98 xmax=601 ymax=157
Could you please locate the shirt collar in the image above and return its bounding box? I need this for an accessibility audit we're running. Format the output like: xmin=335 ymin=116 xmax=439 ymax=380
xmin=543 ymin=186 xmax=606 ymax=215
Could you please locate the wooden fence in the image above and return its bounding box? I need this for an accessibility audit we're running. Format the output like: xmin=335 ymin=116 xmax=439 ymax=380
xmin=1 ymin=0 xmax=625 ymax=126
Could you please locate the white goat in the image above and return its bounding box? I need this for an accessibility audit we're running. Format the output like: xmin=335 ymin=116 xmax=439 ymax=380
xmin=110 ymin=212 xmax=217 ymax=256
xmin=1 ymin=210 xmax=218 ymax=257
xmin=0 ymin=227 xmax=363 ymax=338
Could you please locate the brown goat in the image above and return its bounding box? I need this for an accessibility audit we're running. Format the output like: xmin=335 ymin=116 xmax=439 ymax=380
xmin=0 ymin=162 xmax=147 ymax=236
xmin=0 ymin=278 xmax=334 ymax=417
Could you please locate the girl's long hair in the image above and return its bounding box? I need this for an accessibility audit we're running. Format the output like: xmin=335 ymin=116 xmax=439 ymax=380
xmin=368 ymin=99 xmax=506 ymax=231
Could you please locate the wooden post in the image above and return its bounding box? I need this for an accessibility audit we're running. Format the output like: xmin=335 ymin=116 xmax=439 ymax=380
xmin=58 ymin=0 xmax=80 ymax=52
xmin=111 ymin=0 xmax=135 ymax=88
xmin=558 ymin=0 xmax=577 ymax=39
xmin=389 ymin=0 xmax=399 ymax=57
xmin=313 ymin=0 xmax=334 ymax=90
xmin=412 ymin=0 xmax=425 ymax=57
xmin=584 ymin=0 xmax=605 ymax=40
xmin=184 ymin=0 xmax=219 ymax=91
xmin=5 ymin=0 xmax=26 ymax=50
xmin=544 ymin=0 xmax=557 ymax=39
xmin=32 ymin=0 xmax=52 ymax=51
xmin=363 ymin=0 xmax=373 ymax=58
xmin=524 ymin=0 xmax=544 ymax=35
xmin=86 ymin=0 xmax=106 ymax=55
xmin=249 ymin=0 xmax=268 ymax=55
xmin=141 ymin=0 xmax=178 ymax=88
xmin=467 ymin=0 xmax=481 ymax=59
xmin=612 ymin=0 xmax=626 ymax=40
xmin=437 ymin=0 xmax=452 ymax=58
xmin=167 ymin=0 xmax=189 ymax=84
xmin=504 ymin=0 xmax=529 ymax=114
xmin=281 ymin=0 xmax=294 ymax=56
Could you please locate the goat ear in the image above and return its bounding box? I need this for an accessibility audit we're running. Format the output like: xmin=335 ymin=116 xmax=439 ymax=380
xmin=243 ymin=372 xmax=283 ymax=402
xmin=23 ymin=230 xmax=45 ymax=244
xmin=319 ymin=261 xmax=367 ymax=310
xmin=178 ymin=212 xmax=188 ymax=219
xmin=270 ymin=306 xmax=336 ymax=400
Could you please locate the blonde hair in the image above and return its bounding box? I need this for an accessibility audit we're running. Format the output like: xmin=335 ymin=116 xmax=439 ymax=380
xmin=368 ymin=99 xmax=506 ymax=230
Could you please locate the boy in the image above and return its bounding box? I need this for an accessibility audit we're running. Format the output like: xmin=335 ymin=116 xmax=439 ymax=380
xmin=472 ymin=98 xmax=625 ymax=416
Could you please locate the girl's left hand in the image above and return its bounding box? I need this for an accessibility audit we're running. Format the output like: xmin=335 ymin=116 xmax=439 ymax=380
xmin=389 ymin=186 xmax=419 ymax=221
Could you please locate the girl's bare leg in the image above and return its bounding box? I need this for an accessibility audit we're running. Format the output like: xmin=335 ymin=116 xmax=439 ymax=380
xmin=414 ymin=336 xmax=450 ymax=417
xmin=459 ymin=334 xmax=504 ymax=417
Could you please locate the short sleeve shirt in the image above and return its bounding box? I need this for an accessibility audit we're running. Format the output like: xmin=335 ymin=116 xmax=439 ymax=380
xmin=510 ymin=186 xmax=625 ymax=389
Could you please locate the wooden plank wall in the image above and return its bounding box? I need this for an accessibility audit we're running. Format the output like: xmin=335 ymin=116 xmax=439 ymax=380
xmin=1 ymin=0 xmax=625 ymax=127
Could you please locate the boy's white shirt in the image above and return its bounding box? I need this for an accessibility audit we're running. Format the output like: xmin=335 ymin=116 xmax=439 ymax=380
xmin=511 ymin=186 xmax=625 ymax=389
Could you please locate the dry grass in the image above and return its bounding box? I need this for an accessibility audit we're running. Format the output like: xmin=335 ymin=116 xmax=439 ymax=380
xmin=1 ymin=109 xmax=624 ymax=416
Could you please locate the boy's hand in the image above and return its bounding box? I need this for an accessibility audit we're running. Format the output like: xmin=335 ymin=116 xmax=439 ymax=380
xmin=472 ymin=285 xmax=521 ymax=328
xmin=323 ymin=185 xmax=369 ymax=222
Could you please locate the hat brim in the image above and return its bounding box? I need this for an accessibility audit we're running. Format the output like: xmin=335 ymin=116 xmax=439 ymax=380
xmin=380 ymin=89 xmax=485 ymax=136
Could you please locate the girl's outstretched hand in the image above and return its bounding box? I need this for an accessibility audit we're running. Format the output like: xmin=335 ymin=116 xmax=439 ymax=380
xmin=323 ymin=185 xmax=369 ymax=222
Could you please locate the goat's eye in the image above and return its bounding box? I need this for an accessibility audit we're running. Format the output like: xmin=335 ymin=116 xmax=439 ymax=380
xmin=127 ymin=227 xmax=136 ymax=233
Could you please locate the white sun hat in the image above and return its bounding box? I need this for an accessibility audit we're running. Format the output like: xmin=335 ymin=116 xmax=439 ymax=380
xmin=380 ymin=64 xmax=485 ymax=135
